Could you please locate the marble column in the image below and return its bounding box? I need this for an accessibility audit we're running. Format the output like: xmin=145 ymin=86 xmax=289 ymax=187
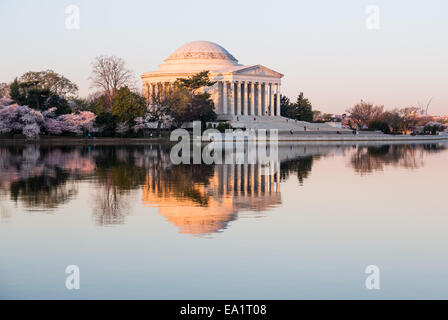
xmin=276 ymin=83 xmax=281 ymax=117
xmin=270 ymin=83 xmax=275 ymax=116
xmin=217 ymin=82 xmax=222 ymax=114
xmin=236 ymin=164 xmax=241 ymax=195
xmin=222 ymin=81 xmax=228 ymax=114
xmin=257 ymin=83 xmax=262 ymax=116
xmin=250 ymin=83 xmax=255 ymax=116
xmin=154 ymin=83 xmax=159 ymax=99
xmin=264 ymin=83 xmax=269 ymax=116
xmin=275 ymin=161 xmax=280 ymax=192
xmin=229 ymin=82 xmax=235 ymax=115
xmin=236 ymin=82 xmax=241 ymax=116
xmin=230 ymin=164 xmax=235 ymax=194
xmin=162 ymin=82 xmax=167 ymax=99
xmin=243 ymin=163 xmax=248 ymax=194
xmin=250 ymin=164 xmax=255 ymax=194
xmin=243 ymin=82 xmax=248 ymax=115
xmin=223 ymin=165 xmax=228 ymax=195
xmin=145 ymin=84 xmax=150 ymax=101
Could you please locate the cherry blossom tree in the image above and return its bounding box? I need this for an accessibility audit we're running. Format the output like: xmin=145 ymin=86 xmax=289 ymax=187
xmin=57 ymin=111 xmax=97 ymax=134
xmin=0 ymin=103 xmax=97 ymax=138
xmin=115 ymin=122 xmax=129 ymax=136
xmin=0 ymin=104 xmax=44 ymax=139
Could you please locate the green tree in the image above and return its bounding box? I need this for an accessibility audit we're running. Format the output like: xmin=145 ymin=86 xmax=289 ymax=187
xmin=9 ymin=79 xmax=24 ymax=104
xmin=165 ymin=71 xmax=217 ymax=128
xmin=111 ymin=86 xmax=146 ymax=124
xmin=281 ymin=92 xmax=314 ymax=122
xmin=382 ymin=110 xmax=402 ymax=133
xmin=280 ymin=95 xmax=291 ymax=117
xmin=294 ymin=92 xmax=314 ymax=122
xmin=9 ymin=72 xmax=74 ymax=114
xmin=175 ymin=71 xmax=216 ymax=94
xmin=95 ymin=112 xmax=118 ymax=137
xmin=45 ymin=94 xmax=71 ymax=115
xmin=19 ymin=70 xmax=78 ymax=98
xmin=368 ymin=120 xmax=391 ymax=134
xmin=423 ymin=123 xmax=444 ymax=135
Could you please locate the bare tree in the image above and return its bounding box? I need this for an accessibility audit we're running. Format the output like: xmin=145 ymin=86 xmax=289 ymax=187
xmin=417 ymin=97 xmax=433 ymax=116
xmin=346 ymin=100 xmax=385 ymax=128
xmin=89 ymin=55 xmax=135 ymax=107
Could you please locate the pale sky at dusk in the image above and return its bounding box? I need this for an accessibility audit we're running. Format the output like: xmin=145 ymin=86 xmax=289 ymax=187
xmin=1 ymin=0 xmax=447 ymax=115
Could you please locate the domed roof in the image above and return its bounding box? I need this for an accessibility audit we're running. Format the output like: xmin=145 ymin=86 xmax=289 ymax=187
xmin=158 ymin=41 xmax=240 ymax=73
xmin=166 ymin=41 xmax=238 ymax=62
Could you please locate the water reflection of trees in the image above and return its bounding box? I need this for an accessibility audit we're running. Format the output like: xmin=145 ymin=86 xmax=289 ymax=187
xmin=280 ymin=156 xmax=315 ymax=186
xmin=9 ymin=169 xmax=77 ymax=209
xmin=350 ymin=144 xmax=447 ymax=175
xmin=1 ymin=143 xmax=446 ymax=227
xmin=147 ymin=164 xmax=216 ymax=206
xmin=0 ymin=145 xmax=91 ymax=209
xmin=91 ymin=146 xmax=155 ymax=225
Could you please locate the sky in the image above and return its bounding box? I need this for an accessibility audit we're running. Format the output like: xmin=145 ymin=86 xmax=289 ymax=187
xmin=0 ymin=0 xmax=447 ymax=115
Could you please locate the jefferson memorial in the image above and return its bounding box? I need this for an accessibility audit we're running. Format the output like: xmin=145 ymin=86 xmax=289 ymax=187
xmin=142 ymin=41 xmax=284 ymax=120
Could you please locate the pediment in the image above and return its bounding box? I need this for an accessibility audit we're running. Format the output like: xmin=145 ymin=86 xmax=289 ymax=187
xmin=232 ymin=65 xmax=283 ymax=78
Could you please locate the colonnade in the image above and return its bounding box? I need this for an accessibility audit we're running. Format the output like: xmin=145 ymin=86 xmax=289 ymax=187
xmin=144 ymin=80 xmax=282 ymax=117
xmin=218 ymin=81 xmax=281 ymax=117
xmin=215 ymin=162 xmax=281 ymax=196
xmin=145 ymin=162 xmax=281 ymax=199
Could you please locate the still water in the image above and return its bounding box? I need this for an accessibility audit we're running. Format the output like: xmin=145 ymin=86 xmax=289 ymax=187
xmin=0 ymin=142 xmax=447 ymax=299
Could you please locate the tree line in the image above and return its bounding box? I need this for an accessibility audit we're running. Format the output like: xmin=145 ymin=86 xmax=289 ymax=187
xmin=346 ymin=100 xmax=446 ymax=134
xmin=1 ymin=55 xmax=445 ymax=139
xmin=0 ymin=56 xmax=217 ymax=139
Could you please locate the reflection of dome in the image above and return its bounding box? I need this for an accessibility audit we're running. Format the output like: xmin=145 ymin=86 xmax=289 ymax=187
xmin=142 ymin=192 xmax=237 ymax=235
xmin=158 ymin=41 xmax=240 ymax=73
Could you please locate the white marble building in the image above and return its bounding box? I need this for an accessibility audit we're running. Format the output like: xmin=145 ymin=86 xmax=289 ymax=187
xmin=142 ymin=41 xmax=284 ymax=120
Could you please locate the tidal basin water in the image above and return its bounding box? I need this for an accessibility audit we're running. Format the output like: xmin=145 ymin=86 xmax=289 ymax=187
xmin=1 ymin=141 xmax=447 ymax=299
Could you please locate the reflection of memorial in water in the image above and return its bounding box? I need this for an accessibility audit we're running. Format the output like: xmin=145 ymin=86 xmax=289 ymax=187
xmin=142 ymin=162 xmax=282 ymax=235
xmin=2 ymin=142 xmax=445 ymax=230
xmin=141 ymin=143 xmax=339 ymax=235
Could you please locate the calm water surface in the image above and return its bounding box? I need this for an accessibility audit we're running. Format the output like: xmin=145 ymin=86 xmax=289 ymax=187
xmin=0 ymin=142 xmax=447 ymax=299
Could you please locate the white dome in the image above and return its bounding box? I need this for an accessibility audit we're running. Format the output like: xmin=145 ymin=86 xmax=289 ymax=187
xmin=158 ymin=41 xmax=240 ymax=73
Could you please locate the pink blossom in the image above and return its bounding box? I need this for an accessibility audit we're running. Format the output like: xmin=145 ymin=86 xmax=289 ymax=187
xmin=57 ymin=111 xmax=97 ymax=134
xmin=0 ymin=104 xmax=43 ymax=139
xmin=44 ymin=118 xmax=65 ymax=135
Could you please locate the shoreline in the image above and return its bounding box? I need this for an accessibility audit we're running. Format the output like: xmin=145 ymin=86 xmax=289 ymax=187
xmin=0 ymin=133 xmax=447 ymax=145
xmin=275 ymin=134 xmax=448 ymax=142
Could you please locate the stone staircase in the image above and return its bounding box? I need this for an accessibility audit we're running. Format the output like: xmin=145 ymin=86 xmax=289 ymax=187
xmin=218 ymin=115 xmax=350 ymax=133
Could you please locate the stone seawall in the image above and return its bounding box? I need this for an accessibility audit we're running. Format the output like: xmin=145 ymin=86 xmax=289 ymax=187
xmin=276 ymin=133 xmax=448 ymax=142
